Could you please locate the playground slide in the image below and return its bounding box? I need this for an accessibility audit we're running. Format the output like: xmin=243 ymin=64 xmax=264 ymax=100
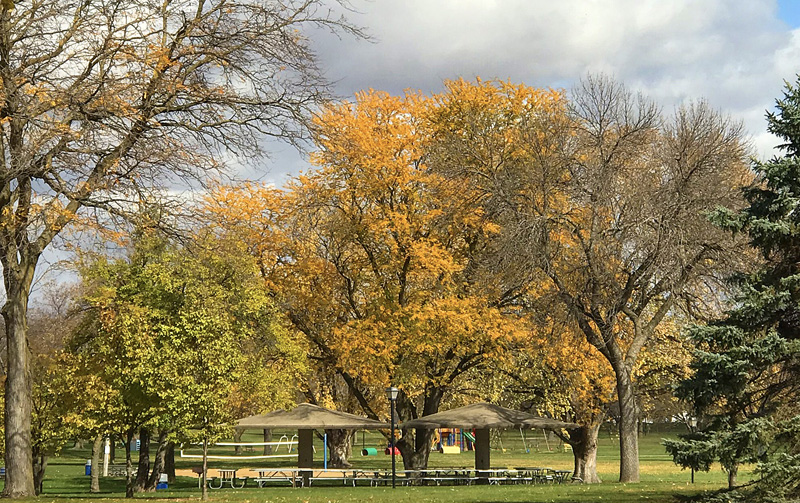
xmin=463 ymin=432 xmax=475 ymax=443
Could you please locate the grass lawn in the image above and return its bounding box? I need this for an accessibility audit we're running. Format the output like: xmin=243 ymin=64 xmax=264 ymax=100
xmin=24 ymin=425 xmax=740 ymax=503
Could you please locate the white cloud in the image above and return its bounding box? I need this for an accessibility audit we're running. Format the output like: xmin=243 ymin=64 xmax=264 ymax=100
xmin=281 ymin=0 xmax=800 ymax=176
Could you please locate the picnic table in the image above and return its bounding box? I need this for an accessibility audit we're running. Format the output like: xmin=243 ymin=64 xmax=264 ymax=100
xmin=250 ymin=468 xmax=371 ymax=487
xmin=394 ymin=468 xmax=476 ymax=486
xmin=207 ymin=468 xmax=247 ymax=489
xmin=251 ymin=468 xmax=302 ymax=488
xmin=370 ymin=468 xmax=569 ymax=486
xmin=198 ymin=466 xmax=573 ymax=488
xmin=552 ymin=469 xmax=572 ymax=483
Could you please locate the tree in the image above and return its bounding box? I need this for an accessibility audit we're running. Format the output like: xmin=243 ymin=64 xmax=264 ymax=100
xmin=26 ymin=285 xmax=82 ymax=495
xmin=30 ymin=352 xmax=74 ymax=495
xmin=667 ymin=76 xmax=800 ymax=501
xmin=504 ymin=295 xmax=690 ymax=484
xmin=67 ymin=261 xmax=169 ymax=497
xmin=0 ymin=0 xmax=361 ymax=495
xmin=65 ymin=229 xmax=279 ymax=498
xmin=513 ymin=303 xmax=614 ymax=484
xmin=204 ymin=86 xmax=529 ymax=470
xmin=427 ymin=75 xmax=751 ymax=482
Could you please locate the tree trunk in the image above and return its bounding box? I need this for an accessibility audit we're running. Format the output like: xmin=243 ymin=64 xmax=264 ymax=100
xmin=32 ymin=449 xmax=47 ymax=495
xmin=1 ymin=283 xmax=35 ymax=498
xmin=397 ymin=386 xmax=444 ymax=471
xmin=233 ymin=428 xmax=243 ymax=455
xmin=134 ymin=428 xmax=150 ymax=491
xmin=145 ymin=431 xmax=168 ymax=491
xmin=728 ymin=463 xmax=738 ymax=489
xmin=263 ymin=429 xmax=272 ymax=455
xmin=165 ymin=443 xmax=175 ymax=483
xmin=91 ymin=435 xmax=102 ymax=493
xmin=398 ymin=427 xmax=435 ymax=471
xmin=201 ymin=439 xmax=208 ymax=502
xmin=325 ymin=429 xmax=352 ymax=468
xmin=614 ymin=362 xmax=640 ymax=483
xmin=569 ymin=424 xmax=602 ymax=484
xmin=124 ymin=432 xmax=135 ymax=498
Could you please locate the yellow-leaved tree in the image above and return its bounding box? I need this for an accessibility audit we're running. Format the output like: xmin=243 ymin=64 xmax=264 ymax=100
xmin=204 ymin=85 xmax=530 ymax=470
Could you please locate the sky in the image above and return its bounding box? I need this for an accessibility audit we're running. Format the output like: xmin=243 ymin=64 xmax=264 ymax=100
xmin=254 ymin=0 xmax=800 ymax=185
xmin=29 ymin=0 xmax=800 ymax=297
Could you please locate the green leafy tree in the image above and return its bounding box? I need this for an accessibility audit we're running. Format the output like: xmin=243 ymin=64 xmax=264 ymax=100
xmin=666 ymin=76 xmax=800 ymax=500
xmin=66 ymin=230 xmax=279 ymax=499
xmin=68 ymin=240 xmax=183 ymax=498
xmin=30 ymin=353 xmax=76 ymax=495
xmin=24 ymin=284 xmax=82 ymax=495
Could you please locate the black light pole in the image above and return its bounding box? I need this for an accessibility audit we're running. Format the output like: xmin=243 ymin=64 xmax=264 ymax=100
xmin=689 ymin=417 xmax=698 ymax=484
xmin=386 ymin=386 xmax=399 ymax=489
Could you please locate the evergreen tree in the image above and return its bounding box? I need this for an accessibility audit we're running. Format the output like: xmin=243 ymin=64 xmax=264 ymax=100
xmin=665 ymin=77 xmax=800 ymax=501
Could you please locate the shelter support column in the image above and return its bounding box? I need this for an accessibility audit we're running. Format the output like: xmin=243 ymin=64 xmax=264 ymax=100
xmin=298 ymin=429 xmax=314 ymax=487
xmin=474 ymin=428 xmax=490 ymax=484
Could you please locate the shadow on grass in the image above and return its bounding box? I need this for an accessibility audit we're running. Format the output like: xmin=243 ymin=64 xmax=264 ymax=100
xmin=41 ymin=476 xmax=205 ymax=501
xmin=51 ymin=497 xmax=195 ymax=501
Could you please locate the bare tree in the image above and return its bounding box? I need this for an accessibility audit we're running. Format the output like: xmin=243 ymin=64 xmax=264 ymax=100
xmin=0 ymin=0 xmax=362 ymax=496
xmin=551 ymin=76 xmax=751 ymax=482
xmin=429 ymin=75 xmax=751 ymax=483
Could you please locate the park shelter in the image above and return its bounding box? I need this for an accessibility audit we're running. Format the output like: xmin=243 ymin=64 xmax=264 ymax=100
xmin=235 ymin=403 xmax=388 ymax=485
xmin=401 ymin=402 xmax=578 ymax=473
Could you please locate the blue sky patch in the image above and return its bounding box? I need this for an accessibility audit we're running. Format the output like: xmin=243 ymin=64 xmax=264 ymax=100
xmin=778 ymin=0 xmax=800 ymax=28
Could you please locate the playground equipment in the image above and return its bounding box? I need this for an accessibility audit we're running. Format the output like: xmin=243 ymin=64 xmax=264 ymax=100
xmin=358 ymin=431 xmax=381 ymax=456
xmin=519 ymin=428 xmax=530 ymax=453
xmin=433 ymin=428 xmax=475 ymax=453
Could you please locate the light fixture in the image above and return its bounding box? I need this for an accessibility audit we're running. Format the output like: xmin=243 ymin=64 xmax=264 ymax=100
xmin=386 ymin=386 xmax=399 ymax=488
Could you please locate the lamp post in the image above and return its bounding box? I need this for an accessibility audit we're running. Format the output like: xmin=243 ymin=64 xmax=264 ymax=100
xmin=386 ymin=386 xmax=399 ymax=489
xmin=689 ymin=416 xmax=698 ymax=484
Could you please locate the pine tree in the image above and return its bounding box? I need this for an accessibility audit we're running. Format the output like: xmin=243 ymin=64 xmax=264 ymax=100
xmin=665 ymin=77 xmax=800 ymax=501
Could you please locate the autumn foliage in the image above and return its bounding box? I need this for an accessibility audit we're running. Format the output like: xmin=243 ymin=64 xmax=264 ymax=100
xmin=204 ymin=76 xmax=749 ymax=479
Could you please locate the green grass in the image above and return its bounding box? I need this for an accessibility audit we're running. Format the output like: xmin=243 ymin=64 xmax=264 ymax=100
xmin=23 ymin=426 xmax=741 ymax=502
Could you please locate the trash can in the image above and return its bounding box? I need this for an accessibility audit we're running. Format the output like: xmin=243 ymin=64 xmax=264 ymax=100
xmin=85 ymin=460 xmax=92 ymax=476
xmin=156 ymin=473 xmax=168 ymax=490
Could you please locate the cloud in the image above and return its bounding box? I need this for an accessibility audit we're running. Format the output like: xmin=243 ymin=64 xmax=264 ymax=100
xmin=288 ymin=0 xmax=800 ymax=174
